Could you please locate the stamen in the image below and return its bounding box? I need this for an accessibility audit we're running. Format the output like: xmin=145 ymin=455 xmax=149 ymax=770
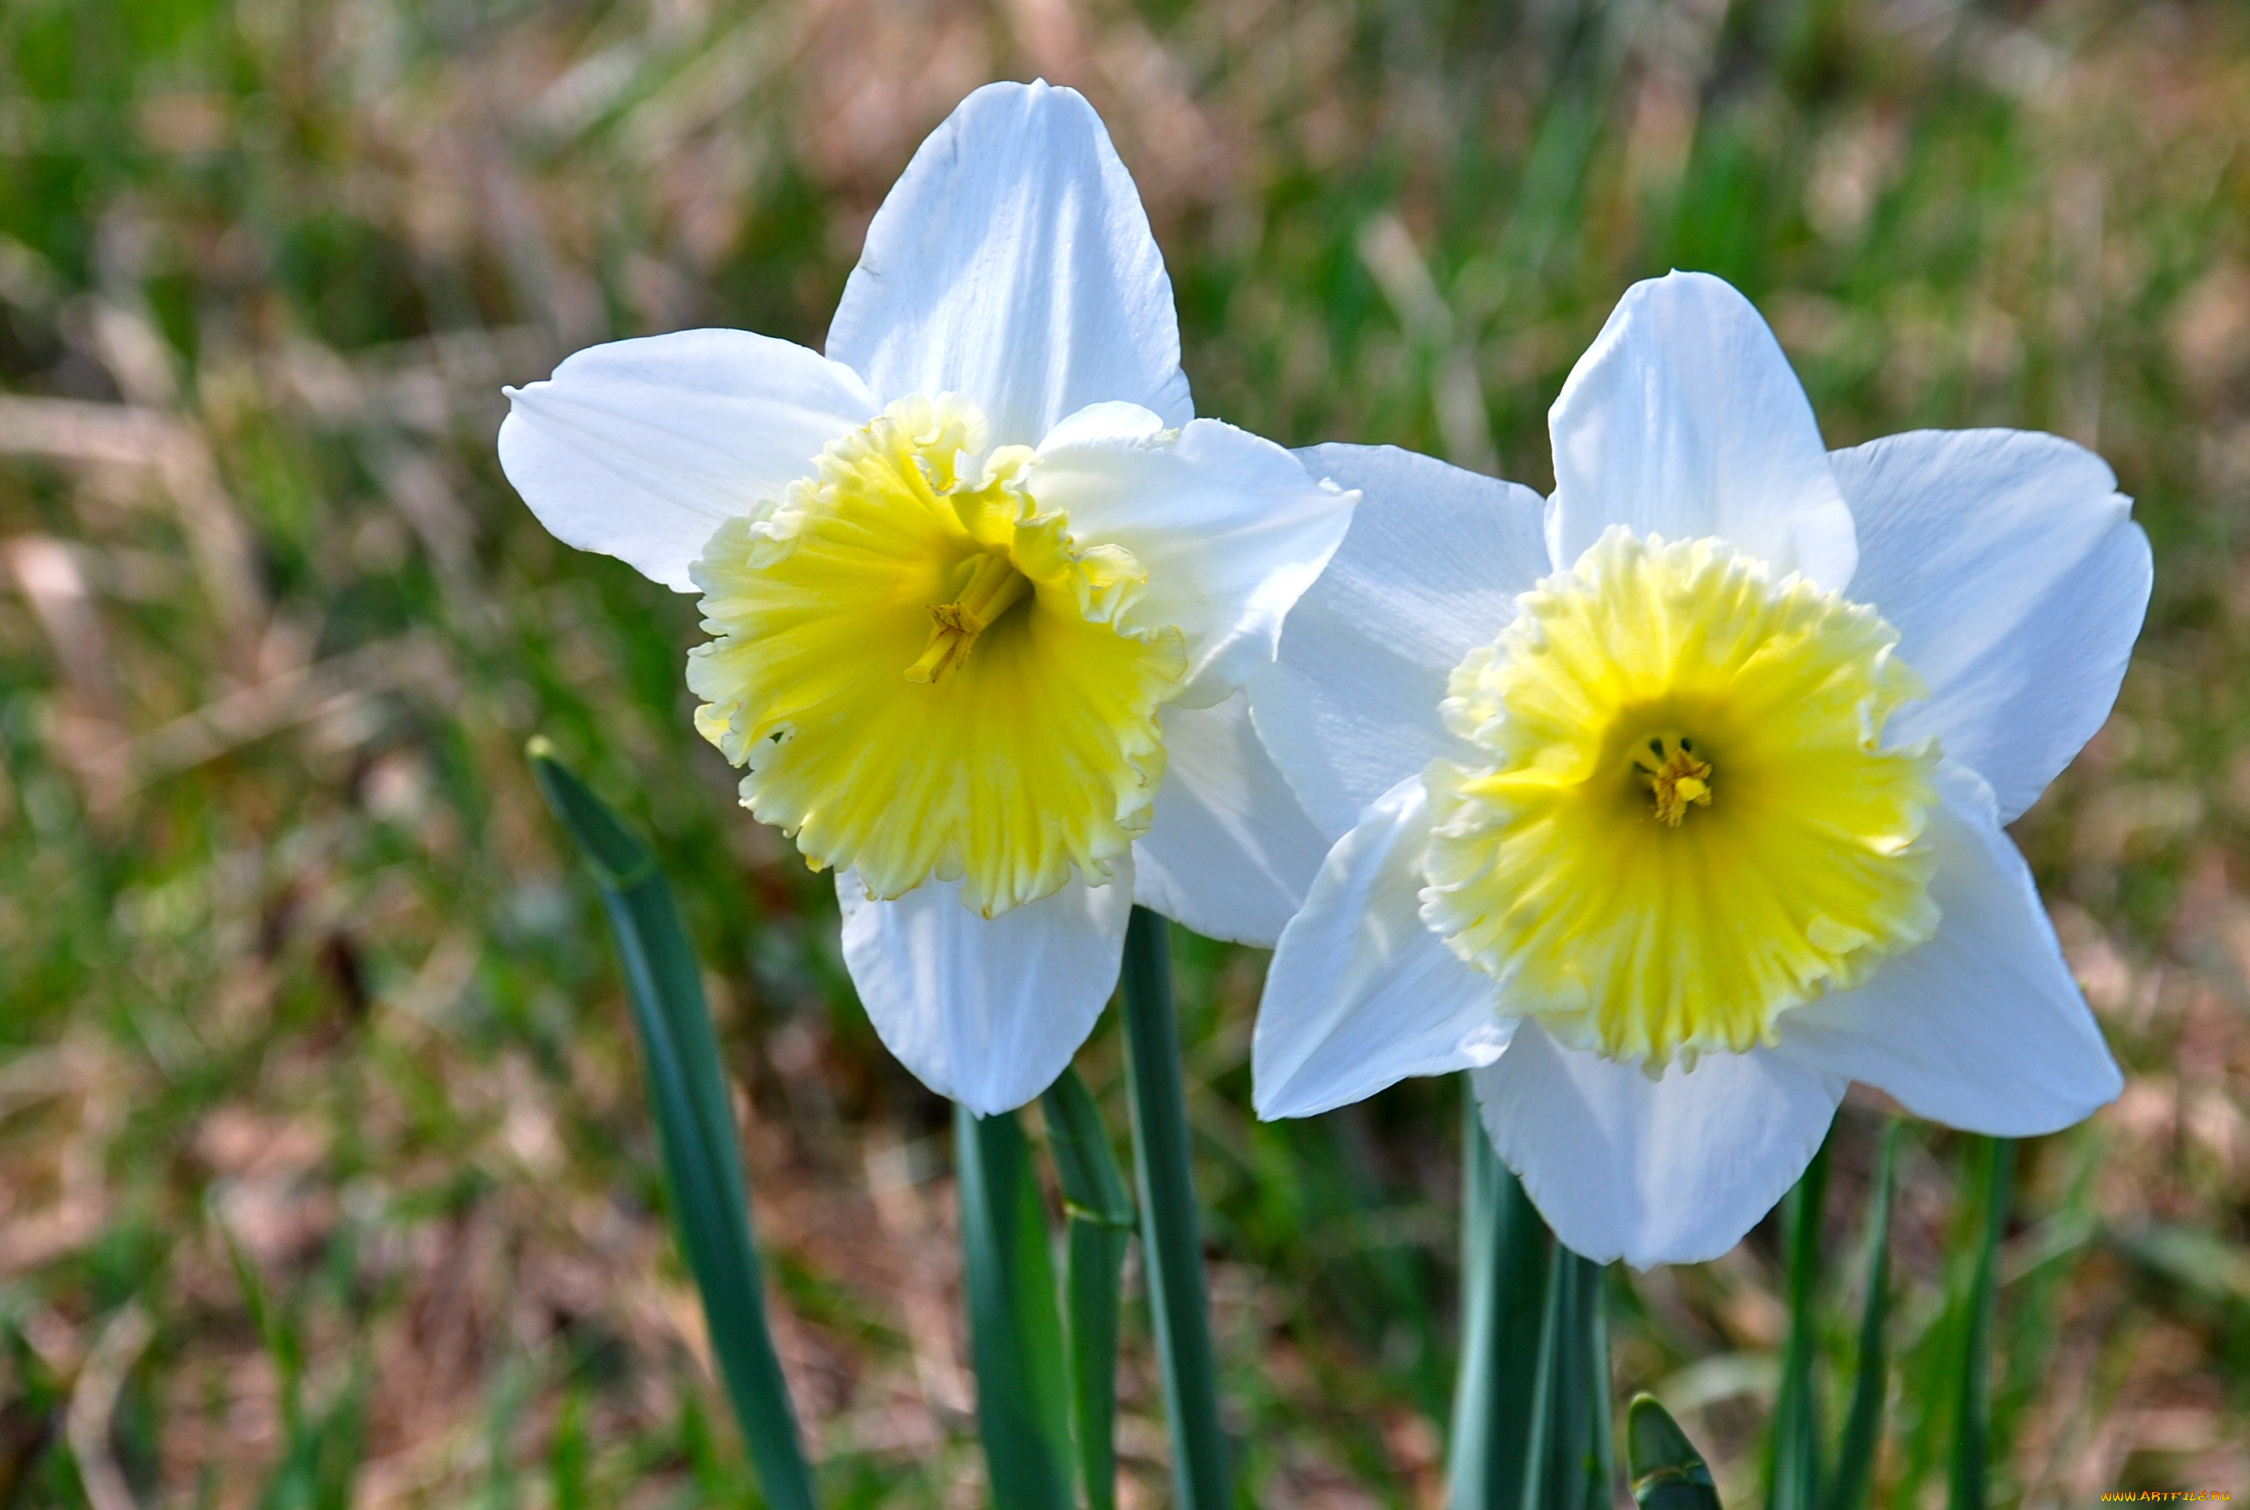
xmin=905 ymin=549 xmax=1033 ymax=683
xmin=1634 ymin=731 xmax=1714 ymax=826
xmin=1423 ymin=530 xmax=1939 ymax=1067
xmin=689 ymin=393 xmax=1183 ymax=918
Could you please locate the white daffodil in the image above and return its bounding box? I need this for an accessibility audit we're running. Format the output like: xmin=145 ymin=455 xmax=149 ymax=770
xmin=500 ymin=81 xmax=1349 ymax=1114
xmin=1249 ymin=270 xmax=2149 ymax=1267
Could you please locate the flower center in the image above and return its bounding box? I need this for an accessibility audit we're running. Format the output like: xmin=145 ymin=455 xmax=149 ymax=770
xmin=1421 ymin=528 xmax=1942 ymax=1068
xmin=1635 ymin=732 xmax=1712 ymax=826
xmin=687 ymin=394 xmax=1187 ymax=917
xmin=905 ymin=548 xmax=1034 ymax=683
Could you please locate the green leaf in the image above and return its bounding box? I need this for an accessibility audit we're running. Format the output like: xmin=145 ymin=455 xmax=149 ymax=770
xmin=1947 ymin=1138 xmax=2013 ymax=1510
xmin=1044 ymin=1066 xmax=1134 ymax=1229
xmin=1522 ymin=1242 xmax=1610 ymax=1510
xmin=1118 ymin=907 xmax=1230 ymax=1509
xmin=1628 ymin=1395 xmax=1722 ymax=1510
xmin=528 ymin=742 xmax=817 ymax=1510
xmin=1447 ymin=1079 xmax=1554 ymax=1510
xmin=956 ymin=1103 xmax=1075 ymax=1510
xmin=1041 ymin=1067 xmax=1134 ymax=1510
xmin=1587 ymin=1266 xmax=1615 ymax=1510
xmin=1769 ymin=1135 xmax=1832 ymax=1510
xmin=1821 ymin=1121 xmax=1900 ymax=1510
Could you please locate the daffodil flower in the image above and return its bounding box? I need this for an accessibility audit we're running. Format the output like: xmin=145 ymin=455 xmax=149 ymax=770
xmin=1250 ymin=271 xmax=2149 ymax=1266
xmin=500 ymin=82 xmax=1349 ymax=1114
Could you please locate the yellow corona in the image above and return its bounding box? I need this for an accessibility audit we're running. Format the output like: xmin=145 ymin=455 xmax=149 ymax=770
xmin=1422 ymin=528 xmax=1942 ymax=1067
xmin=688 ymin=395 xmax=1187 ymax=916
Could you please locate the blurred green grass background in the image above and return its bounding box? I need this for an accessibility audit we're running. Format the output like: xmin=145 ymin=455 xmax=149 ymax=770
xmin=0 ymin=0 xmax=2245 ymax=1504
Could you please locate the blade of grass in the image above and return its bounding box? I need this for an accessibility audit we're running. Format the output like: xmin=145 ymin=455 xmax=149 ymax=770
xmin=528 ymin=742 xmax=816 ymax=1510
xmin=311 ymin=1359 xmax=370 ymax=1510
xmin=221 ymin=1204 xmax=375 ymax=1510
xmin=213 ymin=1209 xmax=300 ymax=1427
xmin=257 ymin=1356 xmax=370 ymax=1510
xmin=1041 ymin=1067 xmax=1134 ymax=1510
xmin=1891 ymin=1161 xmax=1973 ymax=1510
xmin=1448 ymin=1079 xmax=1554 ymax=1510
xmin=1822 ymin=1121 xmax=1900 ymax=1510
xmin=1947 ymin=1138 xmax=2013 ymax=1510
xmin=1118 ymin=906 xmax=1229 ymax=1509
xmin=1994 ymin=1138 xmax=2102 ymax=1461
xmin=1628 ymin=1395 xmax=1722 ymax=1510
xmin=956 ymin=1102 xmax=1075 ymax=1510
xmin=549 ymin=1385 xmax=591 ymax=1510
xmin=477 ymin=1360 xmax=529 ymax=1510
xmin=1769 ymin=1135 xmax=1832 ymax=1510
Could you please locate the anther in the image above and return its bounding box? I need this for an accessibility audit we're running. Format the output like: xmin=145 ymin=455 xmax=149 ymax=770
xmin=1630 ymin=731 xmax=1714 ymax=825
xmin=1649 ymin=748 xmax=1714 ymax=826
xmin=905 ymin=550 xmax=1031 ymax=683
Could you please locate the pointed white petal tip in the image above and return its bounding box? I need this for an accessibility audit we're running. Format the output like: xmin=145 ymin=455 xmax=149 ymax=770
xmin=836 ymin=867 xmax=1132 ymax=1115
xmin=1776 ymin=762 xmax=2125 ymax=1136
xmin=1834 ymin=427 xmax=2151 ymax=823
xmin=1475 ymin=1024 xmax=1845 ymax=1269
xmin=1251 ymin=776 xmax=1510 ymax=1120
xmin=826 ymin=80 xmax=1190 ymax=443
xmin=1547 ymin=270 xmax=1855 ymax=592
xmin=497 ymin=328 xmax=873 ymax=591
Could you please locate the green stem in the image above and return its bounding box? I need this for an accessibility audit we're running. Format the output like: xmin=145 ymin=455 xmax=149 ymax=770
xmin=1822 ymin=1121 xmax=1900 ymax=1510
xmin=1447 ymin=1078 xmax=1553 ymax=1509
xmin=1587 ymin=1266 xmax=1615 ymax=1510
xmin=1770 ymin=1136 xmax=1832 ymax=1510
xmin=956 ymin=1104 xmax=1074 ymax=1510
xmin=1041 ymin=1068 xmax=1134 ymax=1510
xmin=1118 ymin=907 xmax=1229 ymax=1509
xmin=1522 ymin=1241 xmax=1608 ymax=1510
xmin=1947 ymin=1138 xmax=2013 ymax=1510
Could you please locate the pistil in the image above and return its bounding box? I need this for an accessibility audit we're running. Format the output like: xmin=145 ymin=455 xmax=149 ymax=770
xmin=1633 ymin=733 xmax=1714 ymax=826
xmin=906 ymin=549 xmax=1033 ymax=683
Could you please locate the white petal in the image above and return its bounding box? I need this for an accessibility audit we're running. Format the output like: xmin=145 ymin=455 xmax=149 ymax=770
xmin=499 ymin=329 xmax=875 ymax=591
xmin=1253 ymin=777 xmax=1512 ymax=1119
xmin=1546 ymin=271 xmax=1856 ymax=590
xmin=1131 ymin=691 xmax=1331 ymax=948
xmin=1253 ymin=443 xmax=1547 ymax=841
xmin=1832 ymin=429 xmax=2152 ymax=822
xmin=824 ymin=81 xmax=1192 ymax=445
xmin=1028 ymin=405 xmax=1355 ymax=704
xmin=1776 ymin=763 xmax=2122 ymax=1135
xmin=837 ymin=865 xmax=1132 ymax=1115
xmin=1474 ymin=1023 xmax=1845 ymax=1268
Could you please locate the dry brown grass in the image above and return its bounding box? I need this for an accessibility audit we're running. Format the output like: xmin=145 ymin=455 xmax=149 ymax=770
xmin=1 ymin=0 xmax=2246 ymax=1504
